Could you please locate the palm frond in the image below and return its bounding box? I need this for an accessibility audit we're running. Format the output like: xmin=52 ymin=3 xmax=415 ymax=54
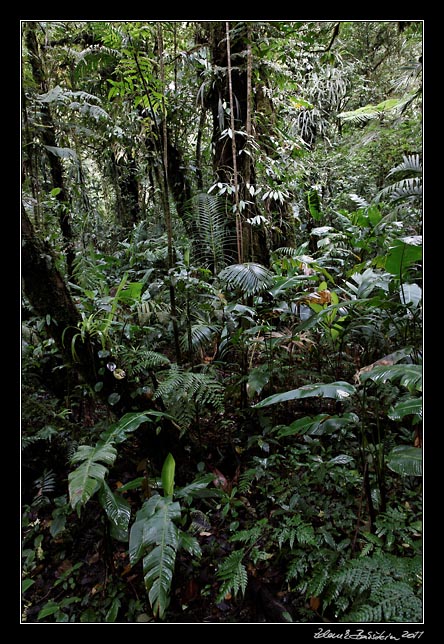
xmin=376 ymin=177 xmax=422 ymax=203
xmin=180 ymin=322 xmax=221 ymax=355
xmin=219 ymin=262 xmax=274 ymax=296
xmin=387 ymin=154 xmax=422 ymax=177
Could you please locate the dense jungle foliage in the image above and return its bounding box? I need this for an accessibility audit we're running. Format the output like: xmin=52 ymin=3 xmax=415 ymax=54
xmin=21 ymin=20 xmax=423 ymax=625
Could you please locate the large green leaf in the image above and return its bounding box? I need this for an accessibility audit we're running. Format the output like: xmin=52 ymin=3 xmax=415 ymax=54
xmin=68 ymin=443 xmax=117 ymax=514
xmin=253 ymin=381 xmax=356 ymax=408
xmin=277 ymin=412 xmax=359 ymax=437
xmin=129 ymin=494 xmax=182 ymax=620
xmin=384 ymin=237 xmax=422 ymax=276
xmin=100 ymin=411 xmax=172 ymax=445
xmin=388 ymin=396 xmax=422 ymax=421
xmin=144 ymin=544 xmax=176 ymax=619
xmin=387 ymin=446 xmax=422 ymax=477
xmin=360 ymin=364 xmax=422 ymax=393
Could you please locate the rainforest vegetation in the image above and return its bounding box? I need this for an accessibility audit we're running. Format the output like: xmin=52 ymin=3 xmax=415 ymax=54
xmin=21 ymin=20 xmax=423 ymax=624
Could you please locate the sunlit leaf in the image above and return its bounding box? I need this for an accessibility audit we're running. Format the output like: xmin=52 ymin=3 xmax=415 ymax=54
xmin=385 ymin=237 xmax=422 ymax=276
xmin=359 ymin=364 xmax=422 ymax=392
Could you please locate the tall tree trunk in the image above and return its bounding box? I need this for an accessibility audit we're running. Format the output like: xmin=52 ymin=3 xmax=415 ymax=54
xmin=203 ymin=21 xmax=270 ymax=265
xmin=21 ymin=203 xmax=94 ymax=382
xmin=23 ymin=22 xmax=76 ymax=282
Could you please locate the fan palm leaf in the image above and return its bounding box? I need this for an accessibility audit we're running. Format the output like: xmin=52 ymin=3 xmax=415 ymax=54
xmin=218 ymin=262 xmax=274 ymax=296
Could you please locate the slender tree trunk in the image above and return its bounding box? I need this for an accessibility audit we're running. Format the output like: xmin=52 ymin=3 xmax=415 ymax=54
xmin=156 ymin=24 xmax=182 ymax=364
xmin=23 ymin=22 xmax=76 ymax=282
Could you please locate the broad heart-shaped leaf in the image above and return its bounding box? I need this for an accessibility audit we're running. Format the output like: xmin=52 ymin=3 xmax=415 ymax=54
xmin=253 ymin=381 xmax=356 ymax=408
xmin=384 ymin=237 xmax=422 ymax=276
xmin=98 ymin=480 xmax=131 ymax=542
xmin=387 ymin=445 xmax=422 ymax=477
xmin=399 ymin=283 xmax=422 ymax=308
xmin=359 ymin=364 xmax=422 ymax=393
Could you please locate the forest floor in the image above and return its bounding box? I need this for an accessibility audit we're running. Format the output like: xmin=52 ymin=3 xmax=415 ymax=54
xmin=22 ymin=406 xmax=327 ymax=624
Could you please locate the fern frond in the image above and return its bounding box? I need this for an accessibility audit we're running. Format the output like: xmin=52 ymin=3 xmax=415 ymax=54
xmin=154 ymin=365 xmax=225 ymax=425
xmin=119 ymin=345 xmax=171 ymax=375
xmin=338 ymin=96 xmax=411 ymax=125
xmin=329 ymin=551 xmax=422 ymax=622
xmin=229 ymin=521 xmax=267 ymax=547
xmin=190 ymin=192 xmax=231 ymax=274
xmin=216 ymin=548 xmax=248 ymax=602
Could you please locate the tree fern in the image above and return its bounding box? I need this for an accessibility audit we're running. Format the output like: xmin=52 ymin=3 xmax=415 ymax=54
xmin=216 ymin=548 xmax=248 ymax=602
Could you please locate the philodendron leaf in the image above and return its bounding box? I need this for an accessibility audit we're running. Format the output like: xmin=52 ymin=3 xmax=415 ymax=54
xmin=387 ymin=445 xmax=422 ymax=477
xmin=98 ymin=480 xmax=131 ymax=542
xmin=384 ymin=236 xmax=422 ymax=276
xmin=129 ymin=494 xmax=182 ymax=620
xmin=68 ymin=443 xmax=117 ymax=513
xmin=253 ymin=381 xmax=356 ymax=408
